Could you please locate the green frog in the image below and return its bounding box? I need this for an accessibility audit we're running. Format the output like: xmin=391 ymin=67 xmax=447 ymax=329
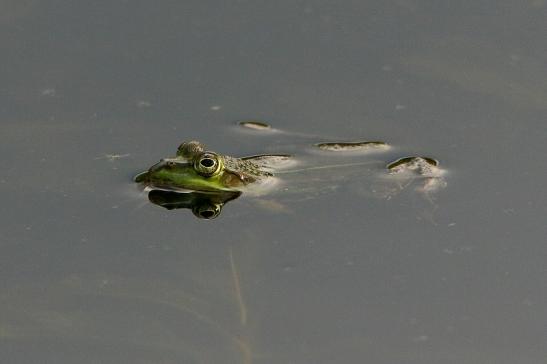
xmin=134 ymin=140 xmax=292 ymax=193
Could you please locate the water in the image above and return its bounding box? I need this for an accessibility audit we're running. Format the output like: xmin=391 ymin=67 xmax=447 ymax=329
xmin=2 ymin=1 xmax=547 ymax=363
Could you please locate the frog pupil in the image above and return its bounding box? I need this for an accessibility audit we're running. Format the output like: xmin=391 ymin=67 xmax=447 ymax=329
xmin=200 ymin=210 xmax=215 ymax=219
xmin=201 ymin=158 xmax=215 ymax=168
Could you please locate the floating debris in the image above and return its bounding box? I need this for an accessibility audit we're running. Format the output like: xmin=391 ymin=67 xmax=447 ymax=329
xmin=387 ymin=156 xmax=441 ymax=177
xmin=238 ymin=120 xmax=272 ymax=130
xmin=95 ymin=153 xmax=131 ymax=161
xmin=315 ymin=141 xmax=389 ymax=152
xmin=41 ymin=88 xmax=56 ymax=97
xmin=136 ymin=100 xmax=152 ymax=108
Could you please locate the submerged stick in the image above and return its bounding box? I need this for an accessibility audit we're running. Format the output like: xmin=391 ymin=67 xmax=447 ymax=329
xmin=229 ymin=248 xmax=247 ymax=325
xmin=229 ymin=248 xmax=253 ymax=364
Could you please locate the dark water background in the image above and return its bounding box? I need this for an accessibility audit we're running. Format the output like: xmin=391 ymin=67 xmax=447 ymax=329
xmin=2 ymin=1 xmax=547 ymax=363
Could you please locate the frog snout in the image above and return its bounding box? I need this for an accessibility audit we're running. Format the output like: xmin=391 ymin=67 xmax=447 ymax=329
xmin=148 ymin=160 xmax=165 ymax=172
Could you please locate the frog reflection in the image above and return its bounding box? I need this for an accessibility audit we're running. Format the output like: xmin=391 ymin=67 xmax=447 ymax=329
xmin=147 ymin=189 xmax=241 ymax=219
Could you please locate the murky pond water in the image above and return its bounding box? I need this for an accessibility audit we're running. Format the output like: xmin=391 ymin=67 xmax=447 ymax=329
xmin=2 ymin=1 xmax=547 ymax=363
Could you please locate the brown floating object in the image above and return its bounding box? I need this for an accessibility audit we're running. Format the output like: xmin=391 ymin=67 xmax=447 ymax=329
xmin=387 ymin=156 xmax=441 ymax=176
xmin=238 ymin=120 xmax=272 ymax=130
xmin=315 ymin=141 xmax=388 ymax=151
xmin=387 ymin=156 xmax=438 ymax=169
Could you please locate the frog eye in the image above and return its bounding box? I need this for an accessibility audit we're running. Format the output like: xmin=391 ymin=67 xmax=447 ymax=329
xmin=194 ymin=152 xmax=222 ymax=177
xmin=192 ymin=203 xmax=222 ymax=219
xmin=177 ymin=141 xmax=205 ymax=159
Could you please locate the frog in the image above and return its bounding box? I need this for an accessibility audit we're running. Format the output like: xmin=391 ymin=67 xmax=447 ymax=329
xmin=134 ymin=140 xmax=292 ymax=193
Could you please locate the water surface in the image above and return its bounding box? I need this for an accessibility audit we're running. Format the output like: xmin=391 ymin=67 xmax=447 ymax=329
xmin=2 ymin=1 xmax=547 ymax=363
